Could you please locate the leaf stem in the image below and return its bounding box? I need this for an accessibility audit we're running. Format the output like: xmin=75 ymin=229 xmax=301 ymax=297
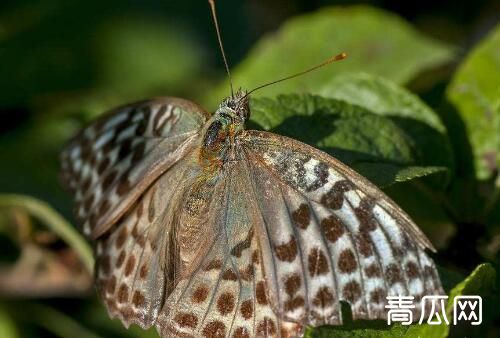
xmin=0 ymin=194 xmax=93 ymax=274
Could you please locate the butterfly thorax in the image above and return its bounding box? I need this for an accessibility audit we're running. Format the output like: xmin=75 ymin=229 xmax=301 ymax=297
xmin=199 ymin=90 xmax=249 ymax=171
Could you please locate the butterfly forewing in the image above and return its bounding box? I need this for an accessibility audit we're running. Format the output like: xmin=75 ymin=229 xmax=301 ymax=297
xmin=60 ymin=97 xmax=209 ymax=238
xmin=240 ymin=131 xmax=443 ymax=321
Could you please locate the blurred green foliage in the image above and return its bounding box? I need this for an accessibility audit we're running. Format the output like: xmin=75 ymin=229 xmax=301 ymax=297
xmin=447 ymin=25 xmax=500 ymax=180
xmin=208 ymin=5 xmax=455 ymax=106
xmin=0 ymin=1 xmax=499 ymax=338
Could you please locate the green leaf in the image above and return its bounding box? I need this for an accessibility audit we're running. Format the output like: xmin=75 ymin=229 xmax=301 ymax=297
xmin=319 ymin=72 xmax=454 ymax=177
xmin=0 ymin=194 xmax=93 ymax=273
xmin=447 ymin=24 xmax=500 ymax=180
xmin=0 ymin=306 xmax=19 ymax=338
xmin=306 ymin=322 xmax=409 ymax=338
xmin=320 ymin=73 xmax=446 ymax=133
xmin=448 ymin=263 xmax=496 ymax=300
xmin=405 ymin=263 xmax=496 ymax=338
xmin=207 ymin=5 xmax=454 ymax=107
xmin=358 ymin=164 xmax=447 ymax=189
xmin=250 ymin=94 xmax=449 ymax=187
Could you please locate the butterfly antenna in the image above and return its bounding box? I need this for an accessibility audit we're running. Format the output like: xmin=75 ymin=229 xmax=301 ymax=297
xmin=208 ymin=0 xmax=234 ymax=98
xmin=242 ymin=52 xmax=347 ymax=99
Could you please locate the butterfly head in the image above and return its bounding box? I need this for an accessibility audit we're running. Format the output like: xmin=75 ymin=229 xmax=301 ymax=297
xmin=218 ymin=89 xmax=250 ymax=122
xmin=200 ymin=89 xmax=249 ymax=165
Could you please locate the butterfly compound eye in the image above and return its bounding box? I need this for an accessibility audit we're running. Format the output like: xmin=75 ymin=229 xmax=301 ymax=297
xmin=203 ymin=120 xmax=224 ymax=149
xmin=235 ymin=95 xmax=250 ymax=121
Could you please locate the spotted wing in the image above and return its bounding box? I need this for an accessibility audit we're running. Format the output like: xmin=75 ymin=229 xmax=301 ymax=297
xmin=60 ymin=97 xmax=209 ymax=238
xmin=239 ymin=130 xmax=444 ymax=328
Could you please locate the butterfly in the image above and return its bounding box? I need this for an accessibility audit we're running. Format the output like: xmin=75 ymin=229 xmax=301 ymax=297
xmin=60 ymin=2 xmax=443 ymax=338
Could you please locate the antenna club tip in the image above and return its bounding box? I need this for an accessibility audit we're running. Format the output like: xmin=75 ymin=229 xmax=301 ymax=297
xmin=335 ymin=52 xmax=348 ymax=60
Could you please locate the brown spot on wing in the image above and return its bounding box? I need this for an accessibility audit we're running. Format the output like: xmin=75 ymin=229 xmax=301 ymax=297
xmin=240 ymin=300 xmax=253 ymax=320
xmin=308 ymin=162 xmax=329 ymax=191
xmin=364 ymin=263 xmax=381 ymax=277
xmin=321 ymin=214 xmax=344 ymax=243
xmin=233 ymin=327 xmax=250 ymax=338
xmin=320 ymin=180 xmax=353 ymax=210
xmin=139 ymin=263 xmax=148 ymax=279
xmin=256 ymin=281 xmax=268 ymax=305
xmin=312 ymin=286 xmax=334 ymax=307
xmin=116 ymin=227 xmax=128 ymax=249
xmin=370 ymin=288 xmax=385 ymax=304
xmin=338 ymin=249 xmax=357 ymax=273
xmin=124 ymin=255 xmax=136 ymax=276
xmin=203 ymin=320 xmax=226 ymax=338
xmin=275 ymin=236 xmax=298 ymax=262
xmin=356 ymin=232 xmax=373 ymax=257
xmin=117 ymin=283 xmax=129 ymax=303
xmin=175 ymin=312 xmax=198 ymax=329
xmin=405 ymin=261 xmax=420 ymax=279
xmin=222 ymin=269 xmax=238 ymax=281
xmin=132 ymin=291 xmax=145 ymax=307
xmin=204 ymin=259 xmax=222 ymax=271
xmin=216 ymin=292 xmax=235 ymax=316
xmin=284 ymin=296 xmax=305 ymax=312
xmin=284 ymin=273 xmax=301 ymax=296
xmin=252 ymin=250 xmax=260 ymax=265
xmin=230 ymin=229 xmax=253 ymax=258
xmin=192 ymin=285 xmax=209 ymax=303
xmin=239 ymin=265 xmax=254 ymax=282
xmin=292 ymin=204 xmax=310 ymax=229
xmin=308 ymin=248 xmax=329 ymax=276
xmin=355 ymin=199 xmax=377 ymax=232
xmin=120 ymin=306 xmax=134 ymax=321
xmin=342 ymin=280 xmax=361 ymax=303
xmin=386 ymin=264 xmax=403 ymax=285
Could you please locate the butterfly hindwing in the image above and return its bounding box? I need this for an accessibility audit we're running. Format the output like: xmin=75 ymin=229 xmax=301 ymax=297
xmin=95 ymin=153 xmax=200 ymax=329
xmin=60 ymin=97 xmax=209 ymax=238
xmin=154 ymin=153 xmax=303 ymax=338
